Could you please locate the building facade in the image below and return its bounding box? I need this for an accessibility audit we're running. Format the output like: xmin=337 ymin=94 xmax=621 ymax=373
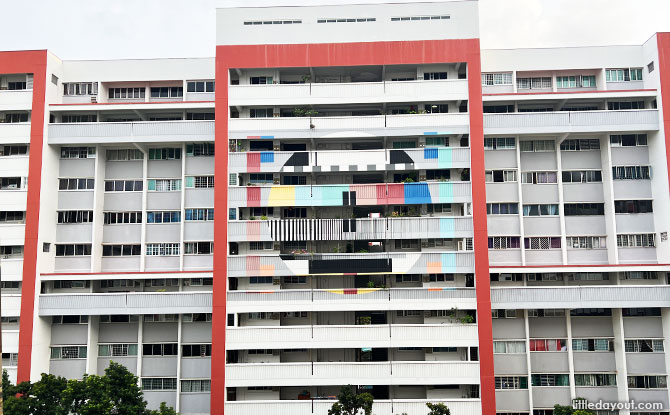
xmin=1 ymin=1 xmax=670 ymax=415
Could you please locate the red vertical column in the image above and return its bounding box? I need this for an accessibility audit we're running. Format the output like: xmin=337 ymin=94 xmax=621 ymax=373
xmin=466 ymin=40 xmax=496 ymax=415
xmin=211 ymin=50 xmax=229 ymax=414
xmin=657 ymin=34 xmax=670 ymax=206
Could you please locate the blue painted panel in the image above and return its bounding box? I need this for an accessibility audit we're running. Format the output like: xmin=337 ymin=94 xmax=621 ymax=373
xmin=441 ymin=253 xmax=457 ymax=273
xmin=439 ymin=217 xmax=455 ymax=238
xmin=404 ymin=182 xmax=432 ymax=204
xmin=260 ymin=152 xmax=275 ymax=163
xmin=424 ymin=148 xmax=438 ymax=159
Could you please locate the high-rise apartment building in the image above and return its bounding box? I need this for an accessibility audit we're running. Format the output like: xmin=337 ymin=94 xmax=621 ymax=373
xmin=1 ymin=1 xmax=670 ymax=415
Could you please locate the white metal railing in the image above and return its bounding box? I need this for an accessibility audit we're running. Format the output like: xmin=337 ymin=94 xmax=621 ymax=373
xmin=224 ymin=399 xmax=481 ymax=415
xmin=483 ymin=109 xmax=659 ymax=131
xmin=38 ymin=292 xmax=212 ymax=315
xmin=491 ymin=285 xmax=670 ymax=309
xmin=47 ymin=120 xmax=215 ymax=140
xmin=227 ymin=287 xmax=476 ymax=303
xmin=0 ymin=123 xmax=31 ymax=140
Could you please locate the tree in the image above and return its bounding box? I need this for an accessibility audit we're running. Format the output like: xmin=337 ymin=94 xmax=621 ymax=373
xmin=328 ymin=385 xmax=374 ymax=415
xmin=104 ymin=361 xmax=148 ymax=414
xmin=147 ymin=402 xmax=179 ymax=415
xmin=29 ymin=374 xmax=68 ymax=415
xmin=63 ymin=375 xmax=113 ymax=415
xmin=426 ymin=402 xmax=451 ymax=415
xmin=553 ymin=400 xmax=595 ymax=415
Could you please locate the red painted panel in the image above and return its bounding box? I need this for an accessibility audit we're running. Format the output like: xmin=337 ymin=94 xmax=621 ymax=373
xmin=246 ymin=186 xmax=261 ymax=207
xmin=246 ymin=152 xmax=260 ymax=172
xmin=0 ymin=50 xmax=49 ymax=383
xmin=375 ymin=184 xmax=387 ymax=205
xmin=387 ymin=183 xmax=405 ymax=205
xmin=657 ymin=33 xmax=670 ymax=244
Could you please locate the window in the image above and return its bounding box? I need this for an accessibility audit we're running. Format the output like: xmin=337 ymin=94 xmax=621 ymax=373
xmin=559 ymin=139 xmax=601 ymax=151
xmin=427 ymin=204 xmax=452 ymax=214
xmin=625 ymin=339 xmax=664 ymax=353
xmin=247 ymin=312 xmax=271 ymax=320
xmin=610 ymin=134 xmax=648 ymax=147
xmin=622 ymin=308 xmax=661 ymax=317
xmin=395 ymin=239 xmax=419 ymax=250
xmin=623 ymin=271 xmax=657 ymax=280
xmin=529 ymin=339 xmax=567 ymax=351
xmin=566 ymin=236 xmax=606 ymax=249
xmin=520 ymin=140 xmax=555 ymax=152
xmin=522 ymin=204 xmax=559 ymax=216
xmin=484 ymin=105 xmax=515 ymax=114
xmin=150 ymin=87 xmax=183 ymax=98
xmin=185 ymin=208 xmax=214 ymax=221
xmin=147 ymin=179 xmax=181 ymax=191
xmin=521 ymin=171 xmax=557 ymax=184
xmin=108 ymin=87 xmax=145 ymax=99
xmin=481 ymin=73 xmax=513 ymax=86
xmin=185 ymin=176 xmax=214 ymax=188
xmin=484 ymin=137 xmax=516 ymax=150
xmin=556 ymin=75 xmax=596 ymax=88
xmin=146 ymin=211 xmax=181 ymax=224
xmin=0 ymin=145 xmax=28 ymax=156
xmin=571 ymin=308 xmax=612 ymax=317
xmin=572 ymin=339 xmax=614 ymax=352
xmin=103 ymin=211 xmax=142 ymax=224
xmin=60 ymin=147 xmax=95 ymax=159
xmin=57 ymin=210 xmax=93 ymax=224
xmin=428 ymin=274 xmax=455 ymax=282
xmin=317 ymin=17 xmax=376 ymax=23
xmin=186 ymin=81 xmax=215 ymax=93
xmin=148 ymin=148 xmax=181 ymax=160
xmin=524 ymin=237 xmax=561 ymax=250
xmin=488 ymin=237 xmax=521 ymax=249
xmin=102 ymin=245 xmax=141 ymax=257
xmin=485 ymin=170 xmax=517 ymax=183
xmin=50 ymin=346 xmax=87 ymax=359
xmin=55 ymin=244 xmax=92 ymax=256
xmin=282 ymin=175 xmax=307 ymax=185
xmin=396 ymin=274 xmax=421 ymax=283
xmin=8 ymin=81 xmax=27 ymax=90
xmin=564 ymin=203 xmax=605 ymax=216
xmin=424 ymin=104 xmax=449 ymax=114
xmin=491 ymin=309 xmax=517 ymax=319
xmin=425 ymin=170 xmax=451 ymax=181
xmin=493 ymin=341 xmax=526 ymax=354
xmin=141 ymin=378 xmax=177 ymax=391
xmin=58 ymin=178 xmax=94 ymax=190
xmin=517 ymin=77 xmax=552 ymax=89
xmin=52 ymin=315 xmax=88 ymax=324
xmin=244 ymin=20 xmax=301 ymax=25
xmin=614 ymin=200 xmax=653 ymax=214
xmin=2 ymin=353 xmax=18 ymax=367
xmin=606 ymin=68 xmax=643 ymax=82
xmin=608 ymin=101 xmax=645 ymax=110
xmin=99 ymin=315 xmax=138 ymax=323
xmin=397 ymin=310 xmax=422 ymax=317
xmin=145 ymin=243 xmax=180 ymax=256
xmin=6 ymin=113 xmax=29 ymax=123
xmin=53 ymin=280 xmax=90 ymax=289
xmin=562 ymin=170 xmax=602 ymax=183
xmin=186 ymin=143 xmax=214 ymax=156
xmin=283 ymin=241 xmax=307 ymax=251
xmin=185 ymin=242 xmax=213 ymax=255
xmin=627 ymin=376 xmax=667 ymax=389
xmin=491 ymin=273 xmax=522 ymax=282
xmin=98 ymin=344 xmax=138 ymax=357
xmin=531 ymin=374 xmax=570 ymax=386
xmin=249 ymin=241 xmax=273 ymax=251
xmin=64 ymin=82 xmax=98 ymax=96
xmin=0 ymin=177 xmax=24 ymax=190
xmin=1 ymin=282 xmax=20 ymax=290
xmin=249 ymin=173 xmax=273 ymax=184
xmin=143 ymin=314 xmax=179 ymax=322
xmin=487 ymin=203 xmax=519 ymax=215
xmin=616 ymin=234 xmax=655 ymax=248
xmin=183 ymin=278 xmax=213 ymax=287
xmin=142 ymin=343 xmax=178 ymax=356
xmin=181 ymin=344 xmax=212 ymax=358
xmin=283 ymin=207 xmax=306 ymax=218
xmin=249 ymin=108 xmax=273 ymax=118
xmin=391 ymin=15 xmax=450 ymax=21
xmin=249 ymin=276 xmax=273 ymax=284
xmin=495 ymin=376 xmax=528 ymax=390
xmin=181 ymin=379 xmax=211 ymax=393
xmin=424 ymin=72 xmax=448 ymax=80
xmin=612 ymin=166 xmax=651 ymax=180
xmin=575 ymin=374 xmax=617 ymax=387
xmin=249 ymin=77 xmax=273 ymax=85
xmin=104 ymin=180 xmax=143 ymax=192
xmin=0 ymin=245 xmax=23 ymax=259
xmin=60 ymin=114 xmax=98 ymax=123
xmin=106 ymin=149 xmax=143 ymax=161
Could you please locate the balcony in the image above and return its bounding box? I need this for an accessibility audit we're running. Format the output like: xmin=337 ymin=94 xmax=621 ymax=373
xmin=483 ymin=109 xmax=659 ymax=135
xmin=0 ymin=224 xmax=25 ymax=245
xmin=226 ymin=324 xmax=479 ymax=350
xmin=229 ymin=147 xmax=471 ymax=173
xmin=229 ymin=182 xmax=472 ymax=208
xmin=1 ymin=294 xmax=21 ymax=316
xmin=228 ymin=251 xmax=475 ymax=277
xmin=228 ymin=217 xmax=473 ymax=242
xmin=0 ymin=90 xmax=32 ymax=111
xmin=37 ymin=292 xmax=212 ymax=316
xmin=227 ymin=287 xmax=476 ymax=313
xmin=0 ymin=259 xmax=23 ymax=281
xmin=490 ymin=285 xmax=670 ymax=309
xmin=228 ymin=79 xmax=469 ymax=106
xmin=228 ymin=113 xmax=470 ymax=139
xmin=0 ymin=190 xmax=27 ymax=211
xmin=225 ymin=361 xmax=480 ymax=387
xmin=224 ymin=399 xmax=481 ymax=415
xmin=0 ymin=123 xmax=30 ymax=143
xmin=47 ymin=120 xmax=214 ymax=144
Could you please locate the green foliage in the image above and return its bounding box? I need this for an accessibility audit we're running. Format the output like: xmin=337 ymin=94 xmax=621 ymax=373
xmin=426 ymin=402 xmax=451 ymax=415
xmin=328 ymin=385 xmax=373 ymax=415
xmin=2 ymin=364 xmax=178 ymax=415
xmin=553 ymin=400 xmax=595 ymax=415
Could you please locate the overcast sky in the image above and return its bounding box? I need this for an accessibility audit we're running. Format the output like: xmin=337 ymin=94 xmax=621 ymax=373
xmin=2 ymin=0 xmax=669 ymax=60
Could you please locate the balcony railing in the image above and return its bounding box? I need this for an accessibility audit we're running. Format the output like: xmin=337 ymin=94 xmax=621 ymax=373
xmin=47 ymin=120 xmax=214 ymax=144
xmin=225 ymin=361 xmax=480 ymax=387
xmin=0 ymin=90 xmax=32 ymax=110
xmin=229 ymin=181 xmax=472 ymax=208
xmin=38 ymin=292 xmax=212 ymax=316
xmin=491 ymin=285 xmax=670 ymax=309
xmin=483 ymin=109 xmax=659 ymax=134
xmin=228 ymin=147 xmax=471 ymax=173
xmin=228 ymin=217 xmax=473 ymax=242
xmin=0 ymin=123 xmax=31 ymax=142
xmin=227 ymin=287 xmax=476 ymax=312
xmin=224 ymin=399 xmax=482 ymax=415
xmin=1 ymin=294 xmax=21 ymax=316
xmin=228 ymin=79 xmax=469 ymax=106
xmin=227 ymin=251 xmax=475 ymax=277
xmin=226 ymin=324 xmax=479 ymax=349
xmin=228 ymin=113 xmax=470 ymax=138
